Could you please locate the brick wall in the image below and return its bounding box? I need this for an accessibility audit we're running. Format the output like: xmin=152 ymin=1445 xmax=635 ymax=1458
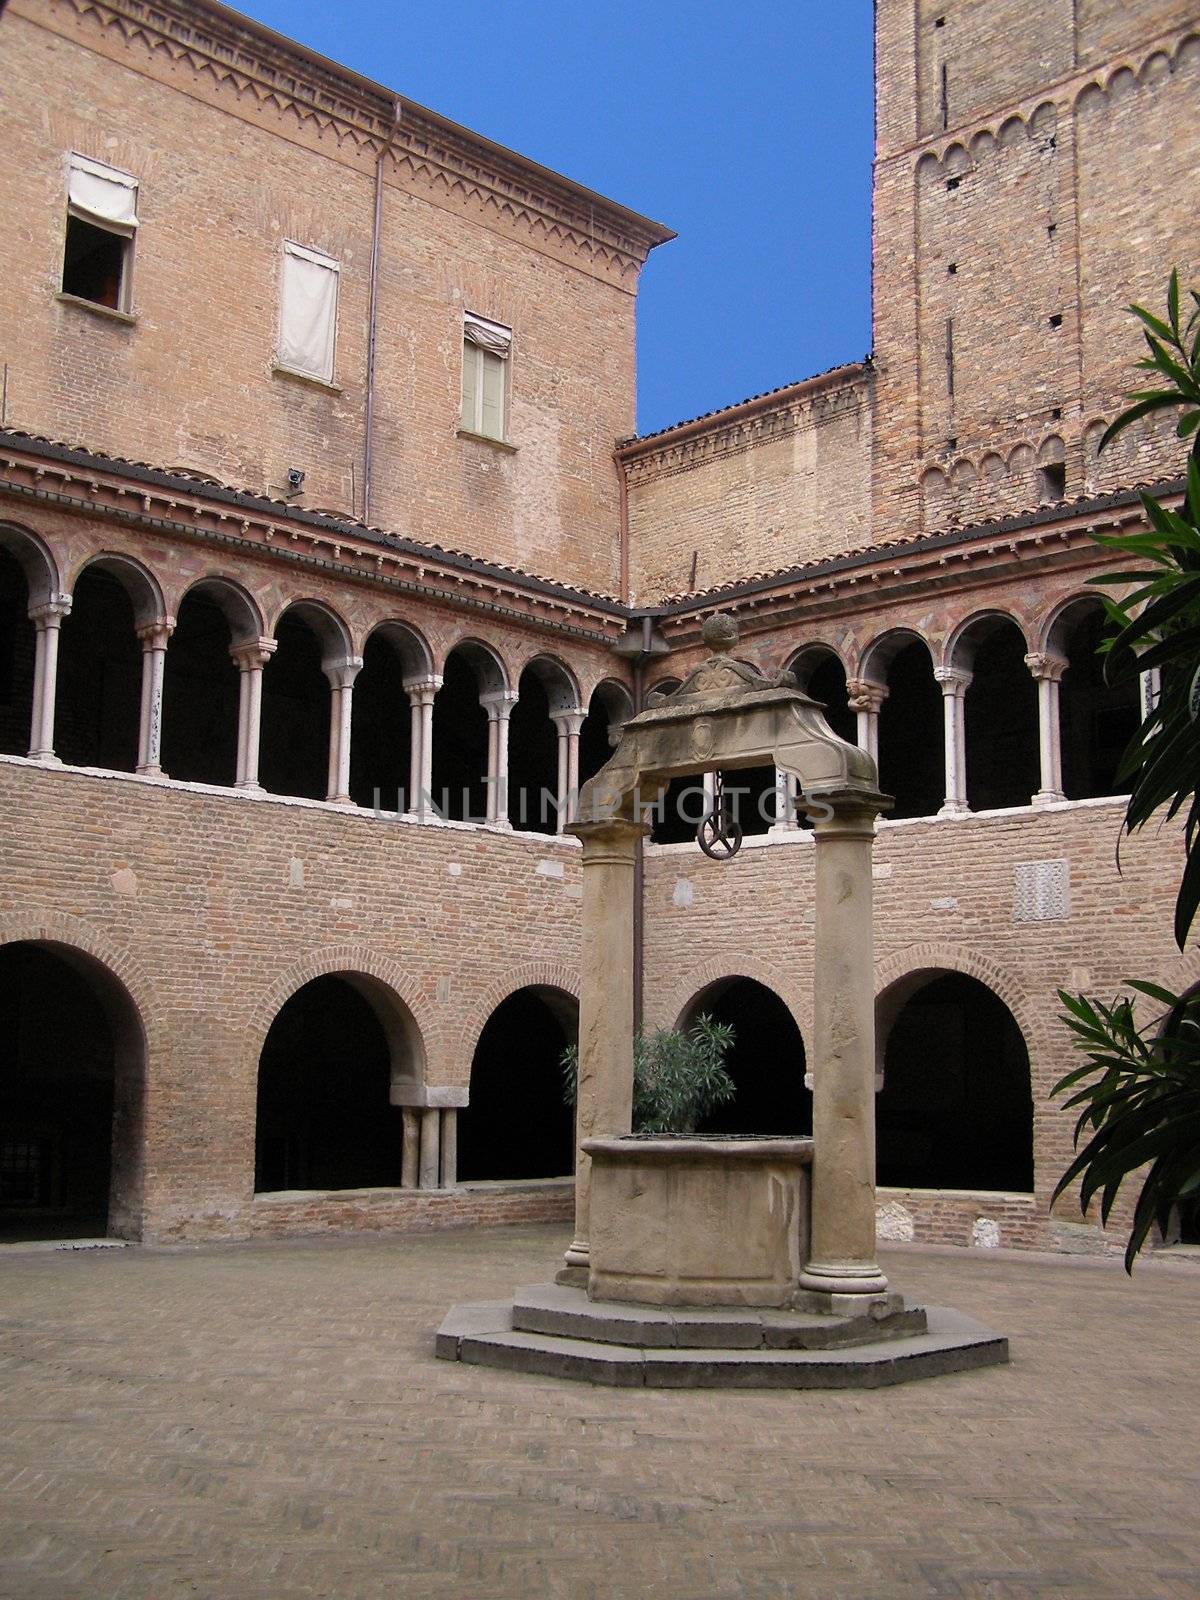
xmin=1 ymin=0 xmax=663 ymax=596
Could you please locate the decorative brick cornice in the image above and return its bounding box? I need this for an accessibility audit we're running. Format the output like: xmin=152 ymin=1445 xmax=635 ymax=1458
xmin=39 ymin=0 xmax=673 ymax=287
xmin=616 ymin=364 xmax=870 ymax=484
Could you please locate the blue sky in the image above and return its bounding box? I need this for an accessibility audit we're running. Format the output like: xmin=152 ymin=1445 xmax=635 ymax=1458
xmin=243 ymin=0 xmax=875 ymax=436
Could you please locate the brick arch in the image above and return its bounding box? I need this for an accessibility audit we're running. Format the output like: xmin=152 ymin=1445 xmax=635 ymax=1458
xmin=655 ymin=956 xmax=811 ymax=1046
xmin=458 ymin=960 xmax=580 ymax=1073
xmin=873 ymin=942 xmax=1044 ymax=1056
xmin=0 ymin=907 xmax=160 ymax=1047
xmin=247 ymin=946 xmax=440 ymax=1081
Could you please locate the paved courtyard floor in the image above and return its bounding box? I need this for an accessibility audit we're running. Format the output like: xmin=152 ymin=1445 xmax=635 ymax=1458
xmin=0 ymin=1224 xmax=1198 ymax=1600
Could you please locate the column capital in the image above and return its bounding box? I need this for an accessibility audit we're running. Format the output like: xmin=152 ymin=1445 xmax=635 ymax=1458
xmin=28 ymin=594 xmax=72 ymax=626
xmin=230 ymin=636 xmax=277 ymax=672
xmin=934 ymin=665 xmax=973 ymax=696
xmin=566 ymin=816 xmax=651 ymax=858
xmin=845 ymin=677 xmax=888 ymax=714
xmin=1024 ymin=650 xmax=1068 ymax=683
xmin=136 ymin=618 xmax=175 ymax=649
xmin=323 ymin=654 xmax=363 ymax=691
xmin=403 ymin=672 xmax=443 ymax=706
xmin=549 ymin=708 xmax=586 ymax=736
xmin=480 ymin=687 xmax=520 ymax=719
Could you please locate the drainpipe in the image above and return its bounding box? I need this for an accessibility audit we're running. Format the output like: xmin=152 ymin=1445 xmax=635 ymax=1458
xmin=617 ymin=452 xmax=630 ymax=606
xmin=363 ymin=97 xmax=402 ymax=526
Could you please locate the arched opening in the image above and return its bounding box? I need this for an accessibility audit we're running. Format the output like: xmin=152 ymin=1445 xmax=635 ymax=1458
xmin=431 ymin=642 xmax=504 ymax=823
xmin=802 ymin=651 xmax=856 ymax=745
xmin=579 ymin=679 xmax=632 ymax=789
xmin=349 ymin=624 xmax=426 ymax=812
xmin=0 ymin=544 xmax=36 ymax=757
xmin=873 ymin=637 xmax=943 ymax=820
xmin=0 ymin=941 xmax=145 ymax=1241
xmin=508 ymin=658 xmax=579 ymax=834
xmin=160 ymin=585 xmax=242 ymax=785
xmin=677 ymin=977 xmax=809 ymax=1135
xmin=876 ymin=970 xmax=1033 ymax=1192
xmin=260 ymin=607 xmax=334 ymax=801
xmin=717 ymin=763 xmax=777 ymax=836
xmin=957 ymin=617 xmax=1039 ymax=810
xmin=1054 ymin=600 xmax=1140 ymax=800
xmin=254 ymin=973 xmax=413 ymax=1192
xmin=458 ymin=986 xmax=577 ymax=1181
xmin=56 ymin=565 xmax=144 ymax=771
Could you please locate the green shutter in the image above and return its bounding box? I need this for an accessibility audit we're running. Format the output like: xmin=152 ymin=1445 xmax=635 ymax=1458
xmin=481 ymin=349 xmax=505 ymax=440
xmin=462 ymin=341 xmax=481 ymax=432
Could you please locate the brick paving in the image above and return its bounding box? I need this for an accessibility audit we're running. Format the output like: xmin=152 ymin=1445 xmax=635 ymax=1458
xmin=0 ymin=1225 xmax=1198 ymax=1600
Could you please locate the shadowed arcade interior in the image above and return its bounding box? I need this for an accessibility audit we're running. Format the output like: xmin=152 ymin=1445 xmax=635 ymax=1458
xmin=678 ymin=976 xmax=811 ymax=1136
xmin=458 ymin=986 xmax=577 ymax=1182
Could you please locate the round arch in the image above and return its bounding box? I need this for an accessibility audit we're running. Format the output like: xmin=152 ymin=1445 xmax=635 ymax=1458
xmin=672 ymin=971 xmax=811 ymax=1136
xmin=873 ymin=943 xmax=1043 ymax=1055
xmin=514 ymin=652 xmax=582 ymax=713
xmin=660 ymin=957 xmax=811 ymax=1045
xmin=0 ymin=909 xmax=155 ymax=1240
xmin=0 ymin=522 xmax=62 ymax=607
xmin=270 ymin=597 xmax=353 ymax=664
xmin=859 ymin=626 xmax=933 ymax=686
xmin=177 ymin=574 xmax=265 ymax=648
xmin=72 ymin=552 xmax=168 ymax=629
xmin=363 ymin=618 xmax=434 ymax=680
xmin=438 ymin=636 xmax=510 ymax=694
xmin=458 ymin=960 xmax=580 ymax=1070
xmin=943 ymin=608 xmax=1032 ymax=671
xmin=784 ymin=640 xmax=846 ymax=688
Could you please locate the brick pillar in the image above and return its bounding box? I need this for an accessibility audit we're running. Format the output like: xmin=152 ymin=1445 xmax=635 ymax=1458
xmin=135 ymin=620 xmax=174 ymax=775
xmin=27 ymin=595 xmax=72 ymax=761
xmin=935 ymin=666 xmax=972 ymax=817
xmin=1025 ymin=652 xmax=1068 ymax=806
xmin=230 ymin=638 xmax=277 ymax=790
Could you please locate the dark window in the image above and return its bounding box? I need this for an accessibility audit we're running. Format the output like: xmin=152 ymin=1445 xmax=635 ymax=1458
xmin=62 ymin=215 xmax=127 ymax=310
xmin=1038 ymin=462 xmax=1066 ymax=502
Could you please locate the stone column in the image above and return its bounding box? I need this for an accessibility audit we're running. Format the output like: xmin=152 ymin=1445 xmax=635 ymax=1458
xmin=418 ymin=1106 xmax=440 ymax=1189
xmin=559 ymin=816 xmax=649 ymax=1282
xmin=1025 ymin=651 xmax=1067 ymax=806
xmin=27 ymin=596 xmax=72 ymax=761
xmin=403 ymin=673 xmax=441 ymax=818
xmin=769 ymin=767 xmax=800 ymax=836
xmin=230 ymin=638 xmax=277 ymax=790
xmin=135 ymin=620 xmax=173 ymax=776
xmin=400 ymin=1107 xmax=421 ymax=1187
xmin=846 ymin=678 xmax=887 ymax=767
xmin=480 ymin=688 xmax=518 ymax=826
xmin=798 ymin=800 xmax=889 ymax=1301
xmin=935 ymin=666 xmax=972 ymax=817
xmin=323 ymin=655 xmax=363 ymax=804
xmin=441 ymin=1108 xmax=458 ymax=1188
xmin=550 ymin=709 xmax=585 ymax=831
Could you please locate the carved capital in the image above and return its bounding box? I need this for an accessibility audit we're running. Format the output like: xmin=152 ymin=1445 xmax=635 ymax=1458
xmin=403 ymin=673 xmax=443 ymax=707
xmin=323 ymin=654 xmax=364 ymax=691
xmin=549 ymin=709 xmax=586 ymax=737
xmin=934 ymin=666 xmax=973 ymax=696
xmin=230 ymin=637 xmax=278 ymax=672
xmin=28 ymin=594 xmax=72 ymax=627
xmin=136 ymin=619 xmax=175 ymax=650
xmin=1024 ymin=651 xmax=1068 ymax=683
xmin=845 ymin=678 xmax=888 ymax=715
xmin=480 ymin=688 xmax=520 ymax=721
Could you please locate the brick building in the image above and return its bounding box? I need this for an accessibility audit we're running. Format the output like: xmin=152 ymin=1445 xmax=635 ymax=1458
xmin=0 ymin=0 xmax=1196 ymax=1252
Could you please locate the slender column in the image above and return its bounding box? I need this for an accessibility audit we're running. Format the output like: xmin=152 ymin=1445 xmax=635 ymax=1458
xmin=1025 ymin=651 xmax=1067 ymax=806
xmin=230 ymin=638 xmax=277 ymax=790
xmin=799 ymin=801 xmax=889 ymax=1299
xmin=550 ymin=709 xmax=585 ymax=831
xmin=769 ymin=767 xmax=800 ymax=835
xmin=403 ymin=673 xmax=441 ymax=818
xmin=135 ymin=620 xmax=174 ymax=775
xmin=440 ymin=1109 xmax=458 ymax=1188
xmin=559 ymin=816 xmax=649 ymax=1281
xmin=323 ymin=655 xmax=363 ymax=804
xmin=934 ymin=666 xmax=972 ymax=817
xmin=480 ymin=688 xmax=518 ymax=826
xmin=400 ymin=1107 xmax=421 ymax=1188
xmin=27 ymin=595 xmax=72 ymax=761
xmin=418 ymin=1106 xmax=440 ymax=1189
xmin=846 ymin=678 xmax=887 ymax=767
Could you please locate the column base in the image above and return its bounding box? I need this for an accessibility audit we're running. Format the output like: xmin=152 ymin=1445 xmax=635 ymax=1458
xmin=556 ymin=1239 xmax=589 ymax=1289
xmin=136 ymin=763 xmax=163 ymax=778
xmin=28 ymin=750 xmax=61 ymax=764
xmin=235 ymin=780 xmax=264 ymax=794
xmin=1032 ymin=789 xmax=1066 ymax=808
xmin=936 ymin=801 xmax=970 ymax=819
xmin=797 ymin=1260 xmax=889 ymax=1298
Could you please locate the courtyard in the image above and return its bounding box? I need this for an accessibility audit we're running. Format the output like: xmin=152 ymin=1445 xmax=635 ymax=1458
xmin=0 ymin=1223 xmax=1197 ymax=1599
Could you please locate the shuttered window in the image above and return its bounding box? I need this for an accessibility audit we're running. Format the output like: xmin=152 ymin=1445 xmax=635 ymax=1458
xmin=461 ymin=313 xmax=511 ymax=441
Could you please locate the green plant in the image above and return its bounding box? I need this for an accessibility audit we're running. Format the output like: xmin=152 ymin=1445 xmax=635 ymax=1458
xmin=561 ymin=1014 xmax=736 ymax=1135
xmin=1052 ymin=271 xmax=1200 ymax=1267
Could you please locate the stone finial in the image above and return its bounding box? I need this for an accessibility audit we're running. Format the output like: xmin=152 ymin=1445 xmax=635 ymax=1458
xmin=701 ymin=613 xmax=739 ymax=654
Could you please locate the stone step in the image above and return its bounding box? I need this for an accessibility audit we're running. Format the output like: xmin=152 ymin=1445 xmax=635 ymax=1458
xmin=509 ymin=1281 xmax=928 ymax=1350
xmin=435 ymin=1300 xmax=1009 ymax=1389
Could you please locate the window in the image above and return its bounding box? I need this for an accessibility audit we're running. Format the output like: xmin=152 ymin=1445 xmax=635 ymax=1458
xmin=461 ymin=312 xmax=511 ymax=442
xmin=62 ymin=153 xmax=138 ymax=312
xmin=277 ymin=241 xmax=339 ymax=384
